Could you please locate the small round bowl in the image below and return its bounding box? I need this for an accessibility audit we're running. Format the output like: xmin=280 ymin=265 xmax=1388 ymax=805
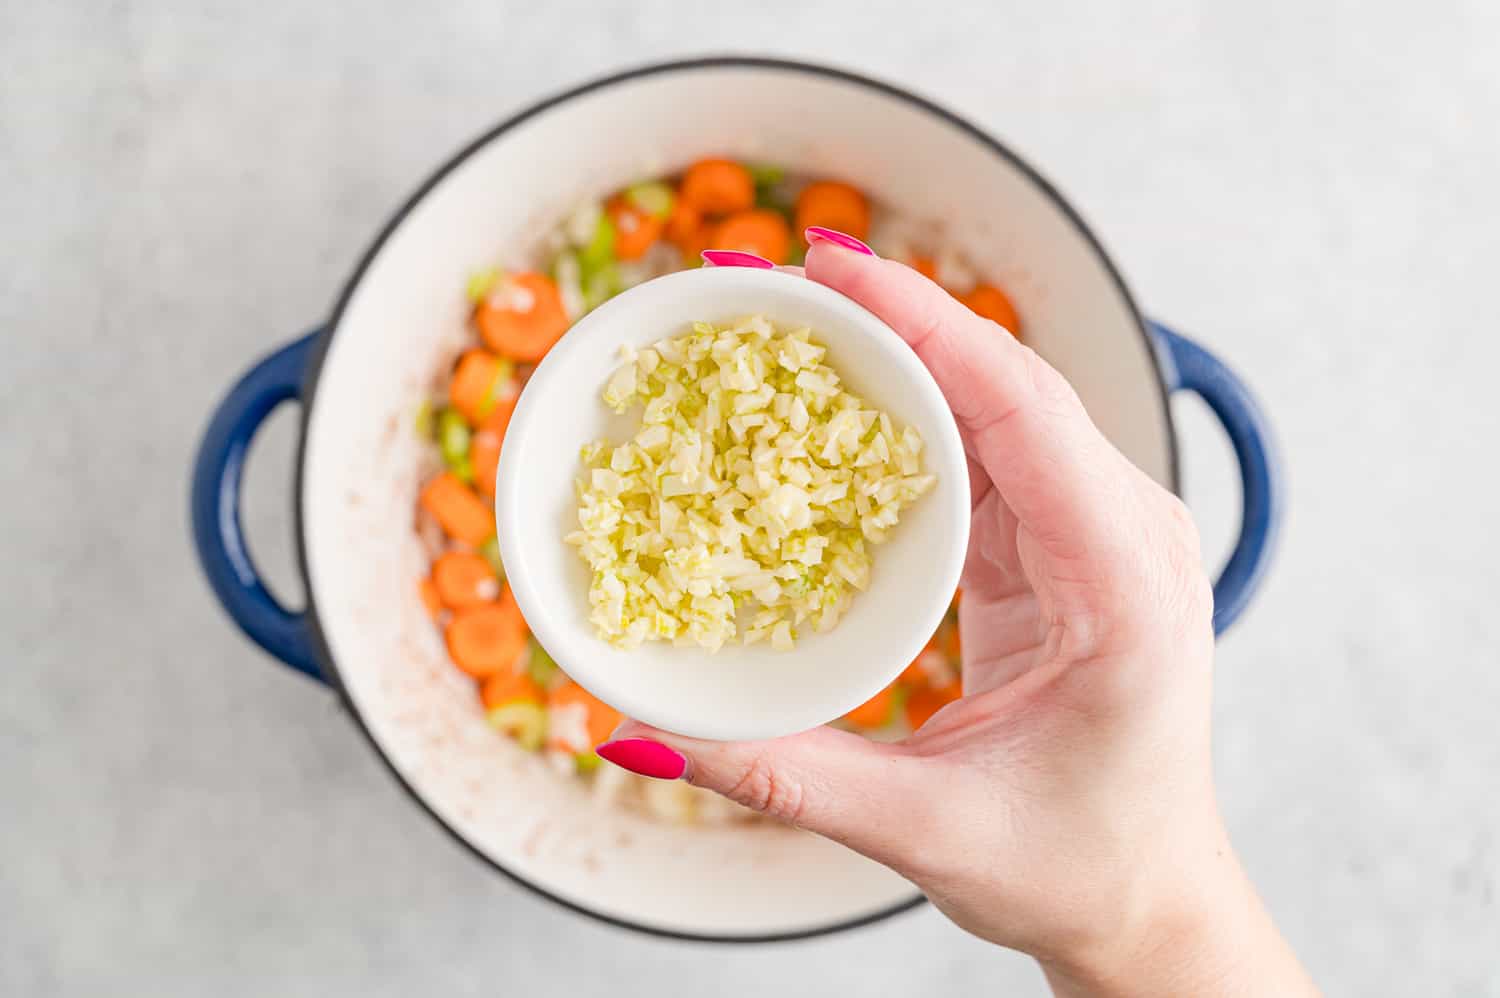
xmin=495 ymin=266 xmax=970 ymax=741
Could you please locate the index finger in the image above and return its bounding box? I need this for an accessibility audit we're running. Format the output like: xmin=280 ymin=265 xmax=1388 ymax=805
xmin=806 ymin=242 xmax=1130 ymax=560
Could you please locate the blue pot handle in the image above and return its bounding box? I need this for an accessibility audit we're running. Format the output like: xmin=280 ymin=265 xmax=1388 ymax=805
xmin=1151 ymin=322 xmax=1284 ymax=634
xmin=191 ymin=332 xmax=325 ymax=681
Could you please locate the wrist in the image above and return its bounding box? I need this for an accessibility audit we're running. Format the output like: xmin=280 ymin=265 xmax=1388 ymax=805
xmin=1038 ymin=831 xmax=1315 ymax=998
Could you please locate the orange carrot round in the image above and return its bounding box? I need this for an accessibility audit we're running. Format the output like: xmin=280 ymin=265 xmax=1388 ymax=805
xmin=665 ymin=196 xmax=702 ymax=244
xmin=710 ymin=210 xmax=791 ymax=264
xmin=906 ymin=681 xmax=962 ymax=732
xmin=843 ymin=686 xmax=896 ymax=729
xmin=940 ymin=622 xmax=962 ymax=662
xmin=795 ymin=181 xmax=871 ymax=241
xmin=606 ymin=196 xmax=664 ymax=261
xmin=680 ymin=158 xmax=755 ymax=215
xmin=470 ymin=430 xmax=501 ymax=500
xmin=962 ymin=284 xmax=1021 ymax=336
xmin=496 ymin=584 xmax=527 ymax=634
xmin=418 ymin=577 xmax=444 ymax=621
xmin=431 ymin=550 xmax=499 ymax=610
xmin=475 ymin=271 xmax=570 ymax=362
xmin=480 ymin=670 xmax=544 ymax=711
xmin=419 ymin=472 xmax=494 ymax=547
xmin=445 ymin=603 xmax=528 ymax=678
xmin=448 ymin=349 xmax=510 ymax=425
xmin=547 ymin=681 xmax=623 ymax=748
xmin=909 ymin=254 xmax=937 ymax=281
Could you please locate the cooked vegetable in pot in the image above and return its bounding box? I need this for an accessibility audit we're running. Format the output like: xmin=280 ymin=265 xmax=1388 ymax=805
xmin=414 ymin=158 xmax=1019 ymax=822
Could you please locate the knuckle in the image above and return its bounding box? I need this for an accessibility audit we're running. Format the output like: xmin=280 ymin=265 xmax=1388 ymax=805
xmin=725 ymin=755 xmax=807 ymax=825
xmin=1022 ymin=347 xmax=1081 ymax=413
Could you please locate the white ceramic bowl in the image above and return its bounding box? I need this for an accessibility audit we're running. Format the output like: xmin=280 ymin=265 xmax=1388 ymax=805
xmin=497 ymin=267 xmax=970 ymax=741
xmin=193 ymin=58 xmax=1280 ymax=942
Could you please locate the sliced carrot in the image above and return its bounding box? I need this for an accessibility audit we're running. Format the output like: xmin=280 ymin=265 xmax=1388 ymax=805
xmin=710 ymin=210 xmax=791 ymax=264
xmin=940 ymin=621 xmax=962 ymax=662
xmin=666 ymin=195 xmax=703 ymax=245
xmin=906 ymin=680 xmax=962 ymax=732
xmin=606 ymin=196 xmax=664 ymax=261
xmin=445 ymin=603 xmax=528 ymax=678
xmin=794 ymin=181 xmax=871 ymax=242
xmin=448 ymin=349 xmax=510 ymax=425
xmin=480 ymin=670 xmax=544 ymax=711
xmin=547 ymin=681 xmax=623 ymax=749
xmin=496 ymin=584 xmax=527 ymax=634
xmin=961 ymin=284 xmax=1021 ymax=337
xmin=419 ymin=472 xmax=494 ymax=547
xmin=418 ymin=577 xmax=444 ymax=621
xmin=843 ymin=686 xmax=896 ymax=729
xmin=470 ymin=431 xmax=501 ymax=500
xmin=679 ymin=158 xmax=755 ymax=215
xmin=480 ymin=394 xmax=517 ymax=437
xmin=909 ymin=254 xmax=937 ymax=280
xmin=475 ymin=271 xmax=570 ymax=362
xmin=431 ymin=550 xmax=499 ymax=610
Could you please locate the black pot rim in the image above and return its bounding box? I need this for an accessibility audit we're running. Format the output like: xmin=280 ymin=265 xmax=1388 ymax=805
xmin=292 ymin=54 xmax=1178 ymax=945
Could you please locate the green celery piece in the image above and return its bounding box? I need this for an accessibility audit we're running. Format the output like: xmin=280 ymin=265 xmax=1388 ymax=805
xmin=574 ymin=751 xmax=603 ymax=774
xmin=487 ymin=702 xmax=546 ymax=751
xmin=582 ymin=262 xmax=621 ymax=311
xmin=413 ymin=399 xmax=435 ymax=440
xmin=478 ymin=537 xmax=506 ymax=583
xmin=625 ymin=181 xmax=674 ymax=219
xmin=438 ymin=407 xmax=471 ymax=470
xmin=747 ymin=163 xmax=785 ymax=187
xmin=525 ymin=637 xmax=559 ymax=686
xmin=478 ymin=358 xmax=515 ymax=419
xmin=578 ymin=213 xmax=616 ymax=277
xmin=466 ymin=267 xmax=501 ymax=304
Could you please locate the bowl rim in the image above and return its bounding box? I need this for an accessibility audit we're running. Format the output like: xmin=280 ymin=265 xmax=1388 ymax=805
xmin=291 ymin=55 xmax=1180 ymax=943
xmin=495 ymin=266 xmax=973 ymax=742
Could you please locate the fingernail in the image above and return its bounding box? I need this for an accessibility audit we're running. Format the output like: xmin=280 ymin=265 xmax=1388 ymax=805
xmin=804 ymin=226 xmax=876 ymax=256
xmin=701 ymin=249 xmax=775 ymax=269
xmin=595 ymin=738 xmax=689 ymax=780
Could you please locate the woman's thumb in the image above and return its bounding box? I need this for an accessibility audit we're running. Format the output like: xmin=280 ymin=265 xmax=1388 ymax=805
xmin=598 ymin=721 xmax=929 ymax=866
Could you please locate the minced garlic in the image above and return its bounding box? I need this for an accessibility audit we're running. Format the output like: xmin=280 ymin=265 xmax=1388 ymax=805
xmin=565 ymin=316 xmax=934 ymax=651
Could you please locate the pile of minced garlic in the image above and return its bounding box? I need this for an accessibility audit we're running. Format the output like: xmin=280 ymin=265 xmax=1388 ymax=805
xmin=566 ymin=316 xmax=935 ymax=652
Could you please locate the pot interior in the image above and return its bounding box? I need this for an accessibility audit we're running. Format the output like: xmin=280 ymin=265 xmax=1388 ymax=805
xmin=299 ymin=60 xmax=1172 ymax=938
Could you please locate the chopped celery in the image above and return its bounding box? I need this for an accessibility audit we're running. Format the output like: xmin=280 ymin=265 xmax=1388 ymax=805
xmin=747 ymin=163 xmax=785 ymax=187
xmin=487 ymin=701 xmax=546 ymax=751
xmin=582 ymin=262 xmax=621 ymax=312
xmin=438 ymin=407 xmax=471 ymax=470
xmin=625 ymin=181 xmax=674 ymax=219
xmin=552 ymin=250 xmax=586 ymax=320
xmin=574 ymin=751 xmax=603 ymax=774
xmin=786 ymin=243 xmax=807 ymax=267
xmin=466 ymin=267 xmax=501 ymax=304
xmin=755 ymin=186 xmax=793 ymax=219
xmin=478 ymin=357 xmax=515 ymax=419
xmin=413 ymin=399 xmax=435 ymax=440
xmin=526 ymin=637 xmax=559 ymax=686
xmin=579 ymin=213 xmax=616 ymax=276
xmin=564 ymin=201 xmax=603 ymax=247
xmin=479 ymin=537 xmax=506 ymax=583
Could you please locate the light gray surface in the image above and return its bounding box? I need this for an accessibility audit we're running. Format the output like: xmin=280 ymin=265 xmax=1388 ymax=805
xmin=4 ymin=1 xmax=1498 ymax=994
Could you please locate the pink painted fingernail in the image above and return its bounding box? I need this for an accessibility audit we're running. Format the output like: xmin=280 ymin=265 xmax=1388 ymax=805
xmin=701 ymin=249 xmax=775 ymax=269
xmin=804 ymin=226 xmax=875 ymax=256
xmin=595 ymin=738 xmax=689 ymax=780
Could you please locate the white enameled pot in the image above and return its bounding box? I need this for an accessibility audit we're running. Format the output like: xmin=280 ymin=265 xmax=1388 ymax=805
xmin=192 ymin=58 xmax=1281 ymax=941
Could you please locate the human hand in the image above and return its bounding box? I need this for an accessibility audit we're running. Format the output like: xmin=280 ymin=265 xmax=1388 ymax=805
xmin=602 ymin=235 xmax=1315 ymax=997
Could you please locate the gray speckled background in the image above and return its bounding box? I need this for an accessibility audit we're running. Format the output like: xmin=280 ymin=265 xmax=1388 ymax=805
xmin=4 ymin=2 xmax=1498 ymax=994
